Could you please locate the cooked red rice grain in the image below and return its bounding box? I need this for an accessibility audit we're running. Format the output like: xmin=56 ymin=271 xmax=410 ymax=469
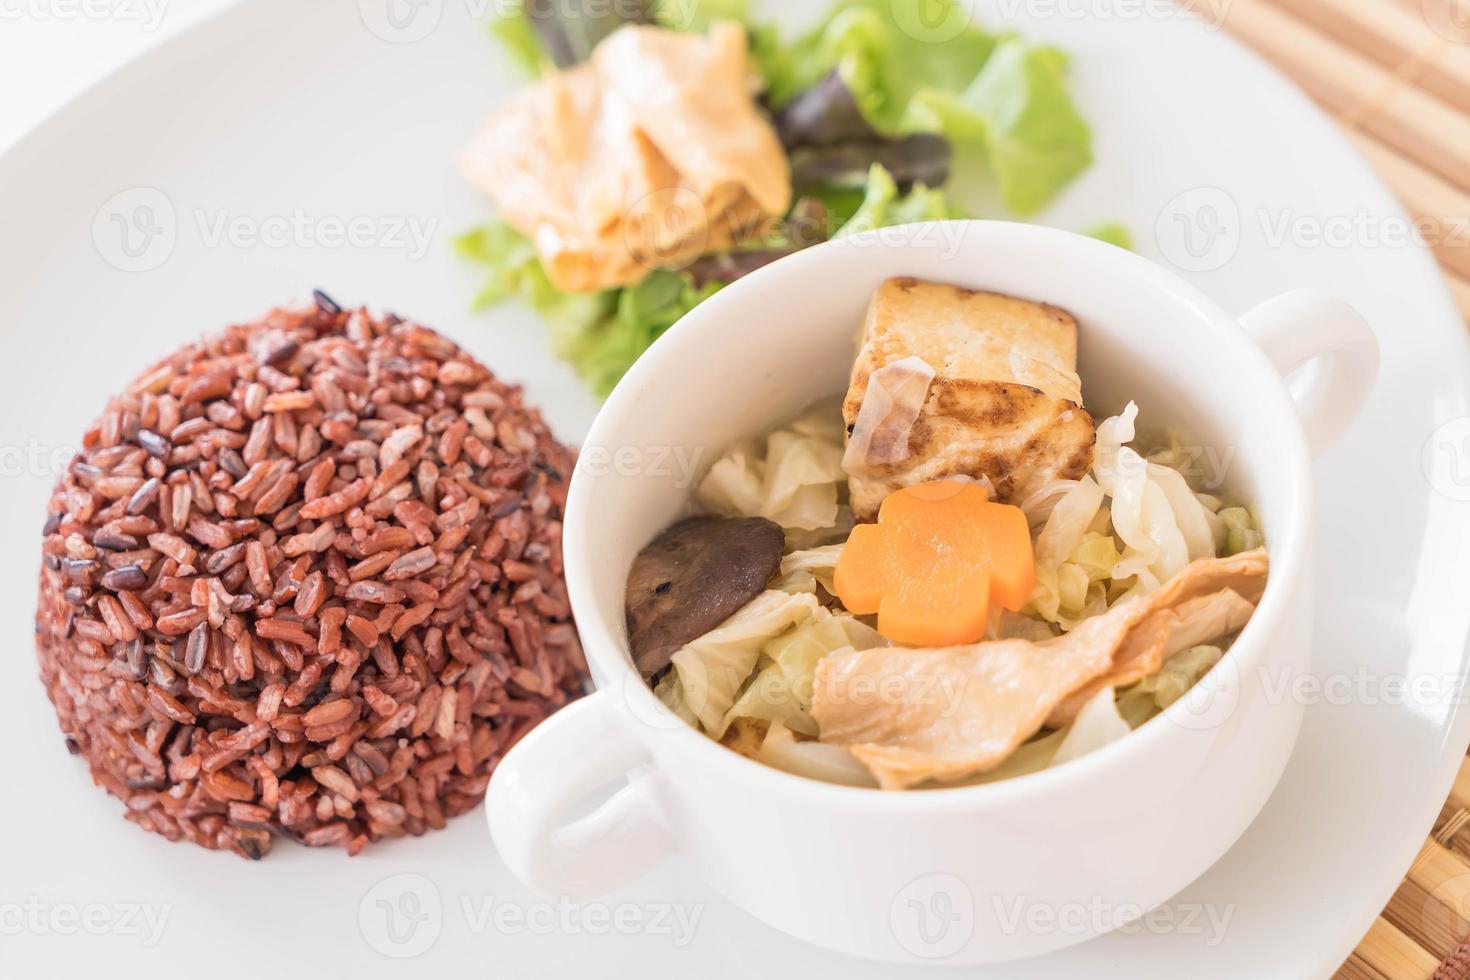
xmin=35 ymin=302 xmax=585 ymax=858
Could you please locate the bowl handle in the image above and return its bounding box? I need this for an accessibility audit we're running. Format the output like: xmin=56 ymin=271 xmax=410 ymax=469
xmin=486 ymin=689 xmax=673 ymax=898
xmin=1238 ymin=289 xmax=1380 ymax=458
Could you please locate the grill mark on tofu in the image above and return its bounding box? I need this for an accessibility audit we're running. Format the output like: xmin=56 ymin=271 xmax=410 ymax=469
xmin=934 ymin=379 xmax=1047 ymax=427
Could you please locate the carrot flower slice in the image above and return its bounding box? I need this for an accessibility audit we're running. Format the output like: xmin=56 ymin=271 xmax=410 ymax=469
xmin=833 ymin=481 xmax=1035 ymax=647
xmin=832 ymin=522 xmax=885 ymax=615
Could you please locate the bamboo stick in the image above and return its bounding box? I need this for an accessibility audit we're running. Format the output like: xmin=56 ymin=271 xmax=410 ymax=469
xmin=1344 ymin=130 xmax=1470 ymax=282
xmin=1178 ymin=6 xmax=1469 ymax=975
xmin=1448 ymin=833 xmax=1470 ymax=869
xmin=1267 ymin=0 xmax=1470 ymax=114
xmin=1436 ymin=804 xmax=1470 ymax=846
xmin=1338 ymin=950 xmax=1395 ymax=980
xmin=1188 ymin=0 xmax=1470 ymax=191
xmin=1355 ymin=915 xmax=1443 ymax=977
xmin=1245 ymin=8 xmax=1470 ymax=972
xmin=1449 ymin=274 xmax=1470 ymax=325
xmin=1409 ymin=840 xmax=1470 ymax=915
xmin=1441 ymin=753 xmax=1470 ymax=815
xmin=1386 ymin=0 xmax=1470 ymax=48
xmin=1385 ymin=876 xmax=1470 ymax=960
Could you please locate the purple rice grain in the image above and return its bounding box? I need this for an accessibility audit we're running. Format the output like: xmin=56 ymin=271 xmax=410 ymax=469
xmin=35 ymin=302 xmax=585 ymax=859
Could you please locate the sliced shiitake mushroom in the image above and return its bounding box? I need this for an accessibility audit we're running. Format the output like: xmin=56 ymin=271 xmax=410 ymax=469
xmin=626 ymin=515 xmax=785 ymax=681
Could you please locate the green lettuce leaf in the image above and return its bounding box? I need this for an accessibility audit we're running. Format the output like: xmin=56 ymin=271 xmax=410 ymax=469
xmin=1085 ymin=220 xmax=1134 ymax=250
xmin=575 ymin=270 xmax=724 ymax=395
xmin=766 ymin=0 xmax=996 ymax=124
xmin=761 ymin=3 xmax=1089 ymax=214
xmin=453 ymin=225 xmax=614 ymax=359
xmin=835 ymin=164 xmax=952 ymax=236
xmin=491 ymin=3 xmax=550 ymax=76
xmin=903 ymin=39 xmax=1092 ymax=215
xmin=493 ymin=0 xmax=751 ymax=75
xmin=654 ymin=0 xmax=751 ymax=32
xmin=455 ymin=226 xmax=724 ymax=396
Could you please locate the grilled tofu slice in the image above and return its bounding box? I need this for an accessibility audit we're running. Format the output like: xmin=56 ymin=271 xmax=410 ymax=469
xmin=842 ymin=278 xmax=1096 ymax=519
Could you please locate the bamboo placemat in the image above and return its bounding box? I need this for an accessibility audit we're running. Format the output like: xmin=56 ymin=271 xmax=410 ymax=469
xmin=1180 ymin=0 xmax=1470 ymax=974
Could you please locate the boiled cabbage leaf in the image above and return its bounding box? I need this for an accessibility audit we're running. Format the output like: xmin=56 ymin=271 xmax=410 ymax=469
xmin=758 ymin=722 xmax=878 ymax=787
xmin=695 ymin=402 xmax=847 ymax=532
xmin=771 ymin=543 xmax=844 ymax=595
xmin=1050 ymin=686 xmax=1130 ymax=767
xmin=671 ymin=590 xmax=821 ymax=735
xmin=723 ymin=609 xmax=886 ymax=735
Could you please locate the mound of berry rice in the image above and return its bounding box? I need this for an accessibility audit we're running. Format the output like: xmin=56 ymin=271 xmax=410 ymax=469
xmin=35 ymin=294 xmax=586 ymax=859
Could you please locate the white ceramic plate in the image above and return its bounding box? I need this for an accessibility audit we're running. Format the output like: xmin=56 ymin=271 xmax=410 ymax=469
xmin=1 ymin=1 xmax=1466 ymax=977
